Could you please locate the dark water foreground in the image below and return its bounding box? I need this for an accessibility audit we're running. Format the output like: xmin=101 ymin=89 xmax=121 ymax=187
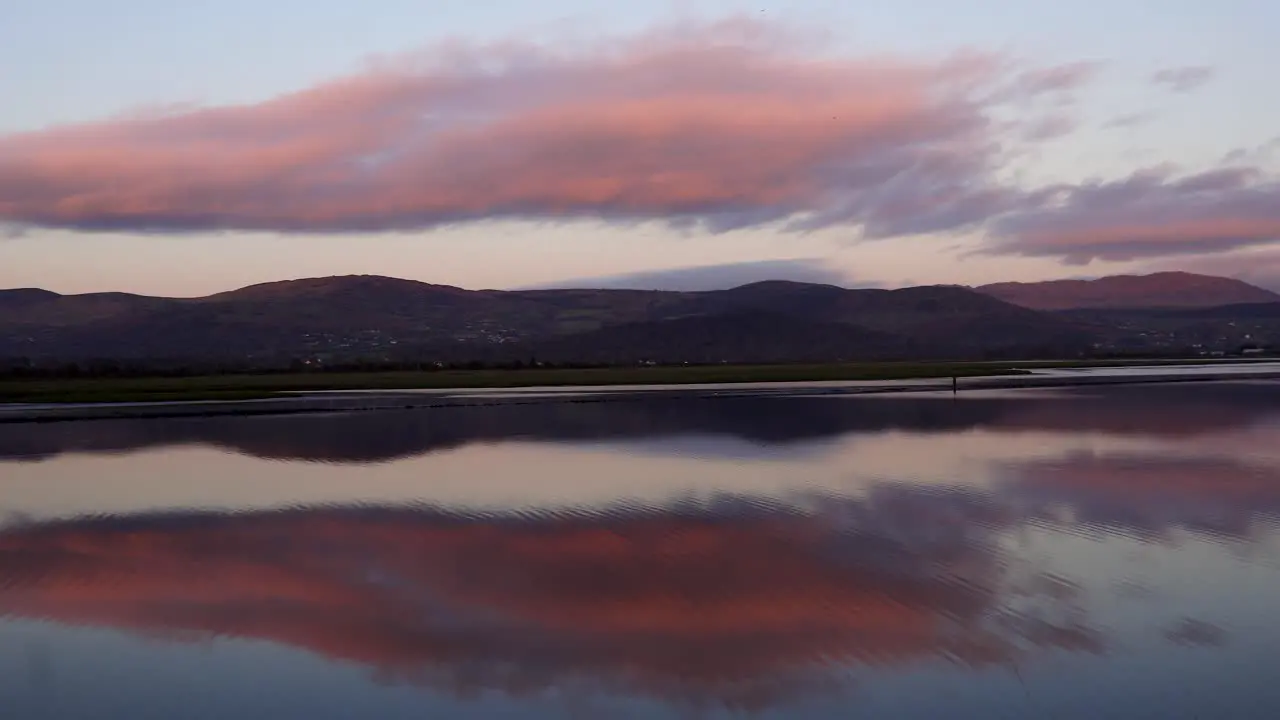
xmin=2 ymin=382 xmax=1280 ymax=718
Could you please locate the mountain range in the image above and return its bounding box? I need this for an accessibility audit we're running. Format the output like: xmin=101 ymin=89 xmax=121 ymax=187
xmin=978 ymin=272 xmax=1280 ymax=310
xmin=2 ymin=271 xmax=1278 ymax=367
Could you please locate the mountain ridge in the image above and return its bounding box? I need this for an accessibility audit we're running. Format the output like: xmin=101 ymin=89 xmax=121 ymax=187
xmin=976 ymin=271 xmax=1280 ymax=310
xmin=3 ymin=271 xmax=1277 ymax=367
xmin=1 ymin=275 xmax=1091 ymax=365
xmin=9 ymin=270 xmax=1271 ymax=307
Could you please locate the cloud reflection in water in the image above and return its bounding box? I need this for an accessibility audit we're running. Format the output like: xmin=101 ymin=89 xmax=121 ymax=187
xmin=0 ymin=491 xmax=1101 ymax=710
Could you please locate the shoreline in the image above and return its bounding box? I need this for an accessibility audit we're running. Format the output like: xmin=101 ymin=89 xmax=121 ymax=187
xmin=4 ymin=366 xmax=1280 ymax=423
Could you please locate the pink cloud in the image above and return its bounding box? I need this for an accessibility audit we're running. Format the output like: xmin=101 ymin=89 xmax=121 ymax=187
xmin=1020 ymin=113 xmax=1078 ymax=141
xmin=983 ymin=166 xmax=1280 ymax=263
xmin=1102 ymin=112 xmax=1155 ymax=130
xmin=0 ymin=19 xmax=1086 ymax=236
xmin=1004 ymin=61 xmax=1101 ymax=98
xmin=1151 ymin=65 xmax=1216 ymax=93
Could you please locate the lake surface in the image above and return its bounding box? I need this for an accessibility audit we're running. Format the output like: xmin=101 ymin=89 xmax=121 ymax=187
xmin=3 ymin=381 xmax=1280 ymax=718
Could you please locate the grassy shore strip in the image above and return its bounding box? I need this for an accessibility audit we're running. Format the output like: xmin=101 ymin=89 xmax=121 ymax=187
xmin=4 ymin=366 xmax=1280 ymax=423
xmin=0 ymin=362 xmax=1034 ymax=404
xmin=2 ymin=357 xmax=1278 ymax=405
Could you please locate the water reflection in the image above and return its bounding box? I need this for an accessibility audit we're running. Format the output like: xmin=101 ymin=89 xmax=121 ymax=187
xmin=5 ymin=381 xmax=1280 ymax=465
xmin=3 ymin=381 xmax=1280 ymax=717
xmin=1003 ymin=453 xmax=1280 ymax=541
xmin=0 ymin=494 xmax=1100 ymax=711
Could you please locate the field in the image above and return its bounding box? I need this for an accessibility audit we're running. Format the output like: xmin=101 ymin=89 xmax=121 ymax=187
xmin=0 ymin=357 xmax=1272 ymax=405
xmin=0 ymin=362 xmax=1029 ymax=404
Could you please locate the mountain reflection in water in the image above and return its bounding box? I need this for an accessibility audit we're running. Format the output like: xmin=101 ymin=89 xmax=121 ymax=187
xmin=3 ymin=381 xmax=1280 ymax=718
xmin=4 ymin=381 xmax=1279 ymax=465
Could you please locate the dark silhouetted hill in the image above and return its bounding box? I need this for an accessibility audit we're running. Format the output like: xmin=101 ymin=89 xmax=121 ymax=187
xmin=0 ymin=273 xmax=1139 ymax=365
xmin=978 ymin=272 xmax=1280 ymax=310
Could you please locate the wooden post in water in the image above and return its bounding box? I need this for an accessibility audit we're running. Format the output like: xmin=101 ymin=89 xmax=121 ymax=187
xmin=952 ymin=376 xmax=958 ymax=394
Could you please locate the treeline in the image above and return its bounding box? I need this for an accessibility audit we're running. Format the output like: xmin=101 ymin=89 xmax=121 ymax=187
xmin=2 ymin=346 xmax=1273 ymax=381
xmin=0 ymin=356 xmax=640 ymax=380
xmin=1086 ymin=345 xmax=1276 ymax=360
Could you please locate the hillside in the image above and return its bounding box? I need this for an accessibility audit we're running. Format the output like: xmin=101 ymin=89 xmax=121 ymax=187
xmin=977 ymin=272 xmax=1280 ymax=310
xmin=1057 ymin=301 xmax=1280 ymax=354
xmin=523 ymin=311 xmax=910 ymax=364
xmin=0 ymin=275 xmax=1099 ymax=365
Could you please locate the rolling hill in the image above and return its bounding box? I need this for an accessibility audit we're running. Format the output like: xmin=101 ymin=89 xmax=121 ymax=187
xmin=0 ymin=275 xmax=1098 ymax=365
xmin=977 ymin=272 xmax=1280 ymax=310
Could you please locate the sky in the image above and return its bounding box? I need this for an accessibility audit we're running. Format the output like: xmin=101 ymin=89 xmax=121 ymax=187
xmin=2 ymin=0 xmax=1279 ymax=296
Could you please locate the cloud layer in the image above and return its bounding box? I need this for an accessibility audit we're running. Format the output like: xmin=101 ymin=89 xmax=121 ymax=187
xmin=1151 ymin=65 xmax=1216 ymax=93
xmin=1 ymin=18 xmax=1276 ymax=267
xmin=0 ymin=19 xmax=1079 ymax=239
xmin=529 ymin=258 xmax=863 ymax=291
xmin=986 ymin=166 xmax=1280 ymax=263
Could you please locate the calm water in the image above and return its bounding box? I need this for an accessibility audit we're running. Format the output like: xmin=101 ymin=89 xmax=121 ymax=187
xmin=3 ymin=382 xmax=1280 ymax=719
